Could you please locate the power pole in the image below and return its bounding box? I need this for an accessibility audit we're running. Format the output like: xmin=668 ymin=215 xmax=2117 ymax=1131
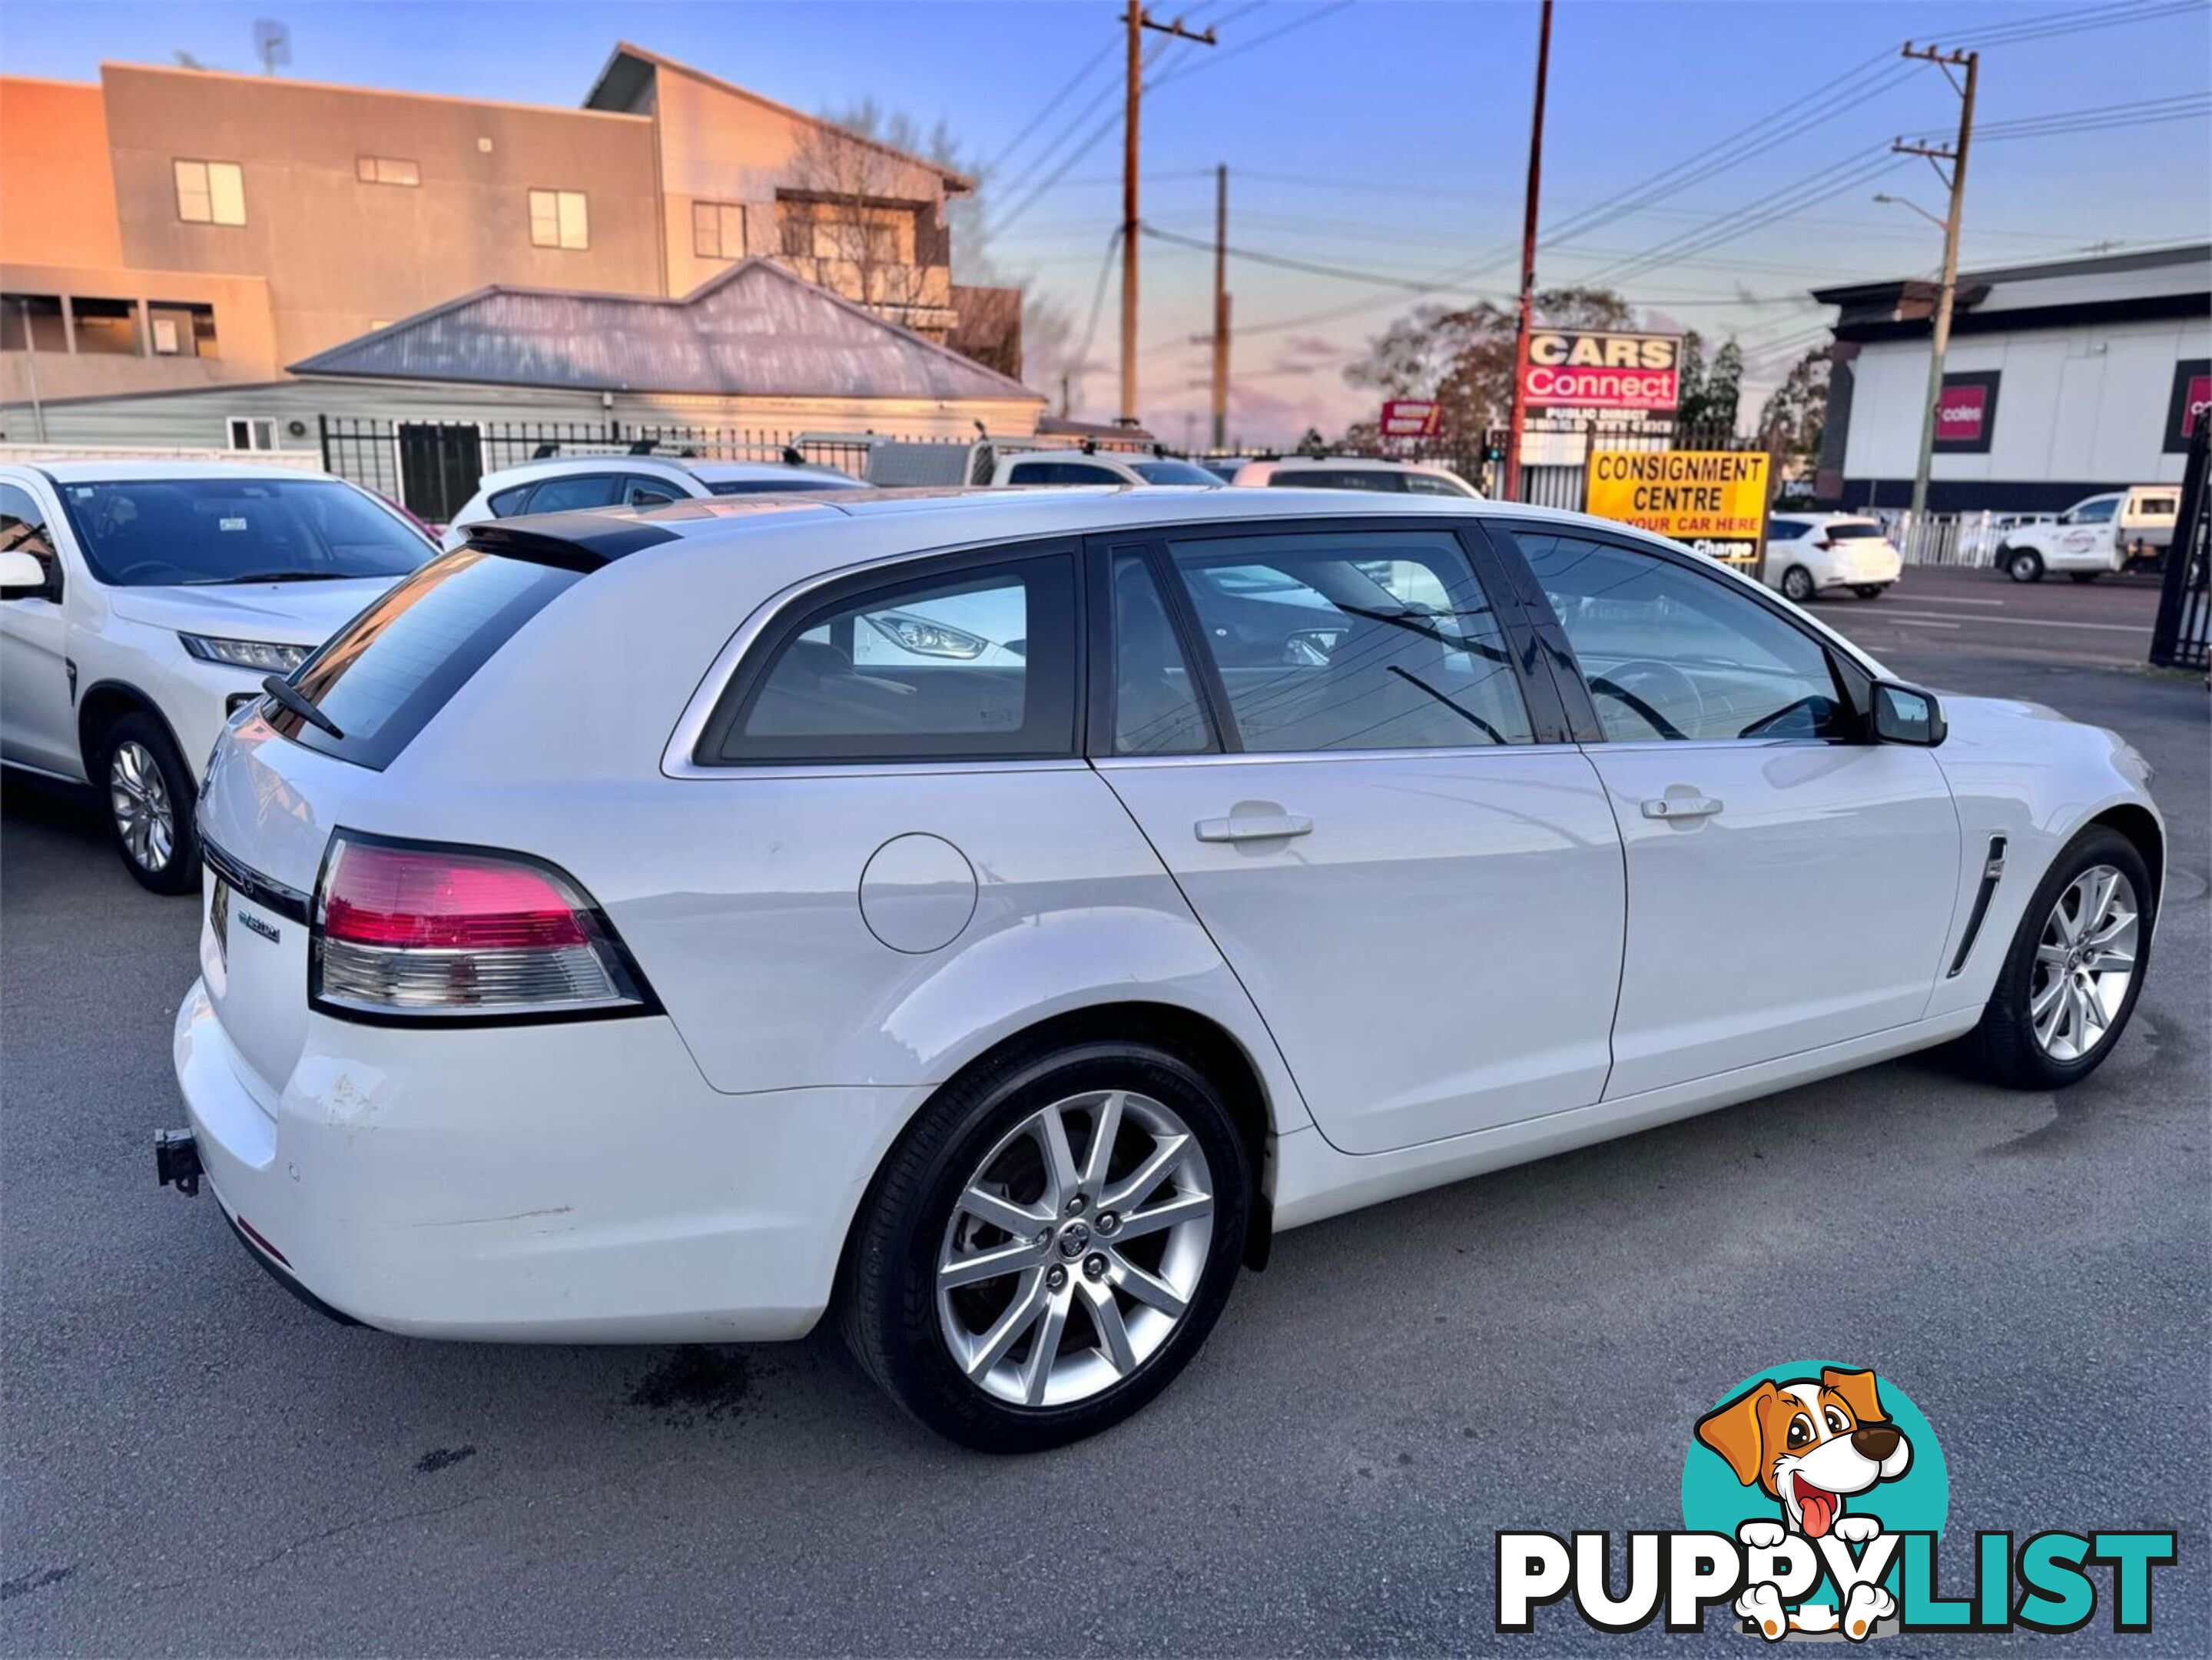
xmin=1212 ymin=163 xmax=1231 ymax=449
xmin=1503 ymin=0 xmax=1554 ymax=503
xmin=1894 ymin=42 xmax=1979 ymax=521
xmin=1119 ymin=7 xmax=1217 ymax=428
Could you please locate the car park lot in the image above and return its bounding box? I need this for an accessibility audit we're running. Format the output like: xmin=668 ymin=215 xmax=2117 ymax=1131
xmin=3 ymin=608 xmax=2206 ymax=1653
xmin=1813 ymin=561 xmax=2167 ymax=669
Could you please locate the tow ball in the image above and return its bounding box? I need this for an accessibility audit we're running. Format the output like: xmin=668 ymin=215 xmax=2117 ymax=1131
xmin=154 ymin=1128 xmax=203 ymax=1197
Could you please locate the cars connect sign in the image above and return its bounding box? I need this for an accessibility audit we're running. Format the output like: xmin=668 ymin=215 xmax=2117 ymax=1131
xmin=1521 ymin=329 xmax=1682 ymax=414
xmin=1586 ymin=449 xmax=1771 ymax=566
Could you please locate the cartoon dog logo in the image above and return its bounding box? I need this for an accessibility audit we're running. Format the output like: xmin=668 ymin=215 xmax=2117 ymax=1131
xmin=1696 ymin=1366 xmax=1913 ymax=1640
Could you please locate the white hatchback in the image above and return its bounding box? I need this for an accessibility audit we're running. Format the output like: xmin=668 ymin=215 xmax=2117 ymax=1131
xmin=441 ymin=455 xmax=864 ymax=549
xmin=165 ymin=489 xmax=2161 ymax=1449
xmin=1762 ymin=513 xmax=1903 ymax=602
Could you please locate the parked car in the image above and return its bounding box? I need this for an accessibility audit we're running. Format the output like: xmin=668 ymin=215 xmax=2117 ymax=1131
xmin=0 ymin=463 xmax=435 ymax=891
xmin=441 ymin=455 xmax=864 ymax=549
xmin=989 ymin=450 xmax=1221 ymax=487
xmin=1229 ymin=456 xmax=1481 ymax=496
xmin=164 ymin=488 xmax=2161 ymax=1450
xmin=1196 ymin=456 xmax=1258 ymax=482
xmin=1995 ymin=486 xmax=2180 ymax=583
xmin=1762 ymin=513 xmax=1902 ymax=601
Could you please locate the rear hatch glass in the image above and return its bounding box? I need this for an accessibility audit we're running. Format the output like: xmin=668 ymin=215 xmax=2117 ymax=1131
xmin=266 ymin=547 xmax=580 ymax=769
xmin=1826 ymin=522 xmax=1887 ymax=540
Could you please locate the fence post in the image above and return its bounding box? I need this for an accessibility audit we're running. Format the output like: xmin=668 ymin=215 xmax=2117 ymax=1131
xmin=2150 ymin=423 xmax=2210 ymax=669
xmin=317 ymin=413 xmax=332 ymax=473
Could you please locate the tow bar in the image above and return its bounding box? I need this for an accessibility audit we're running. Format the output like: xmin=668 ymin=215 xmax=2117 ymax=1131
xmin=154 ymin=1128 xmax=203 ymax=1197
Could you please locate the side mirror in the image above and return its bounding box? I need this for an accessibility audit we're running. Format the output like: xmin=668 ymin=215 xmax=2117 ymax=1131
xmin=0 ymin=549 xmax=47 ymax=596
xmin=1871 ymin=680 xmax=1946 ymax=746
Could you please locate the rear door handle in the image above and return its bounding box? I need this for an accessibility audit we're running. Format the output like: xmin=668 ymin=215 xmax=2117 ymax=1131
xmin=1195 ymin=808 xmax=1313 ymax=843
xmin=1642 ymin=795 xmax=1723 ymax=821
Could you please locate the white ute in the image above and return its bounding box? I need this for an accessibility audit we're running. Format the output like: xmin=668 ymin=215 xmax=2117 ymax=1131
xmin=1995 ymin=486 xmax=2180 ymax=583
xmin=0 ymin=462 xmax=433 ymax=889
xmin=162 ymin=487 xmax=2161 ymax=1450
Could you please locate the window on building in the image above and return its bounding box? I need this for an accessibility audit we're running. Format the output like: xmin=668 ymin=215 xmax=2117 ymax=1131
xmin=227 ymin=417 xmax=277 ymax=451
xmin=778 ymin=201 xmax=900 ymax=265
xmin=355 ymin=155 xmax=420 ymax=187
xmin=529 ymin=188 xmax=589 ymax=250
xmin=148 ymin=302 xmax=219 ymax=359
xmin=71 ymin=297 xmax=141 ymax=355
xmin=0 ymin=294 xmax=67 ymax=352
xmin=691 ymin=201 xmax=747 ymax=260
xmin=174 ymin=159 xmax=246 ymax=225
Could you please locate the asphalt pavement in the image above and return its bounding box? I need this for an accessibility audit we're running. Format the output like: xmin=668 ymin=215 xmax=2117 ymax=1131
xmin=2 ymin=607 xmax=2206 ymax=1655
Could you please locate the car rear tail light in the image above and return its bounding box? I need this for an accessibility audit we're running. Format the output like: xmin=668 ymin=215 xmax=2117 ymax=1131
xmin=311 ymin=832 xmax=655 ymax=1021
xmin=1815 ymin=536 xmax=1836 ymax=550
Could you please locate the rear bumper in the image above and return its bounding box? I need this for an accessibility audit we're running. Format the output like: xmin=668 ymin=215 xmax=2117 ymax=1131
xmin=171 ymin=978 xmax=924 ymax=1342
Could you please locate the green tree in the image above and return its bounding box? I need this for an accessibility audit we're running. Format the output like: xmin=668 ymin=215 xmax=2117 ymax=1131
xmin=1342 ymin=287 xmax=1637 ymax=439
xmin=1675 ymin=333 xmax=1743 ymax=434
xmin=1756 ymin=347 xmax=1830 ymax=457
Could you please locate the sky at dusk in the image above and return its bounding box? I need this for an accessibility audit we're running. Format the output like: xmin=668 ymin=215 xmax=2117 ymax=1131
xmin=5 ymin=0 xmax=2207 ymax=446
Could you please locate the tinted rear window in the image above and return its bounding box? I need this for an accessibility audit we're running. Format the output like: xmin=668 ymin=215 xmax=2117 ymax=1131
xmin=705 ymin=476 xmax=863 ymax=496
xmin=1826 ymin=522 xmax=1885 ymax=540
xmin=1269 ymin=469 xmax=1408 ymax=492
xmin=266 ymin=549 xmax=580 ymax=770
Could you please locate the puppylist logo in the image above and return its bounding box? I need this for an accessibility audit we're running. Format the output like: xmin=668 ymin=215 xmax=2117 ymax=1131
xmin=1496 ymin=1362 xmax=2176 ymax=1640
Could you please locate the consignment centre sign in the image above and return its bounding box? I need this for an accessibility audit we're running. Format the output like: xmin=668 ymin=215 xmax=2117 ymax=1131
xmin=1586 ymin=450 xmax=1770 ymax=566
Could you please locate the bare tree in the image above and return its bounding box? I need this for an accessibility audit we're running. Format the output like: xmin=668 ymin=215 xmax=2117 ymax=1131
xmin=781 ymin=114 xmax=941 ymax=317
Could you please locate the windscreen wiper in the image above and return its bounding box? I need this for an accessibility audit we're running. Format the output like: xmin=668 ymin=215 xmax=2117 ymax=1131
xmin=219 ymin=570 xmax=344 ymax=584
xmin=260 ymin=674 xmax=344 ymax=739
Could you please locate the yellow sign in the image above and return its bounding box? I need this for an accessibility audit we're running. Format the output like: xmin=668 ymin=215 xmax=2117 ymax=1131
xmin=1586 ymin=450 xmax=1770 ymax=563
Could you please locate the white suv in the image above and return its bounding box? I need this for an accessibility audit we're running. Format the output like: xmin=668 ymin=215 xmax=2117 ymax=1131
xmin=0 ymin=463 xmax=433 ymax=891
xmin=989 ymin=450 xmax=1221 ymax=487
xmin=441 ymin=455 xmax=864 ymax=549
xmin=163 ymin=488 xmax=2158 ymax=1449
xmin=1229 ymin=456 xmax=1481 ymax=496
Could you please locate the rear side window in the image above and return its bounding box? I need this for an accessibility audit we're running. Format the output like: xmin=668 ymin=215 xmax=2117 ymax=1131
xmin=1766 ymin=517 xmax=1806 ymax=540
xmin=701 ymin=552 xmax=1079 ymax=764
xmin=486 ymin=484 xmax=534 ymax=516
xmin=522 ymin=473 xmax=622 ymax=514
xmin=267 ymin=549 xmax=581 ymax=770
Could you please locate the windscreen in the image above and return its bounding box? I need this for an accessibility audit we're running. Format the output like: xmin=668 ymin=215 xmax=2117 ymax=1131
xmin=265 ymin=547 xmax=581 ymax=770
xmin=58 ymin=477 xmax=432 ymax=586
xmin=1128 ymin=460 xmax=1221 ymax=486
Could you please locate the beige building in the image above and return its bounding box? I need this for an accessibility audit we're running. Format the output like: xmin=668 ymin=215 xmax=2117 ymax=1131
xmin=1 ymin=45 xmax=1018 ymax=412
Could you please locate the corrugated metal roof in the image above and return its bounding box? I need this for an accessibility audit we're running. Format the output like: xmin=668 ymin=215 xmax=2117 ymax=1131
xmin=288 ymin=260 xmax=1041 ymax=403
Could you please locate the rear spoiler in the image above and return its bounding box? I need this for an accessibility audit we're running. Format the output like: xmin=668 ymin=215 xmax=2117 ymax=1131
xmin=463 ymin=512 xmax=682 ymax=571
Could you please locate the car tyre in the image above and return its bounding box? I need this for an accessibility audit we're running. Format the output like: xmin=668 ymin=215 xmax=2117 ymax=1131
xmin=101 ymin=712 xmax=200 ymax=895
xmin=2005 ymin=548 xmax=2044 ymax=583
xmin=1780 ymin=565 xmax=1816 ymax=603
xmin=1852 ymin=584 xmax=1888 ymax=599
xmin=1957 ymin=825 xmax=2151 ymax=1091
xmin=2068 ymin=571 xmax=2101 ymax=584
xmin=840 ymin=1035 xmax=1251 ymax=1452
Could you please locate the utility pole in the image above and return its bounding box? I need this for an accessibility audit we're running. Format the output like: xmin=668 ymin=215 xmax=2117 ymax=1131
xmin=1119 ymin=6 xmax=1216 ymax=427
xmin=1211 ymin=163 xmax=1231 ymax=449
xmin=1894 ymin=41 xmax=1979 ymax=521
xmin=1503 ymin=0 xmax=1554 ymax=503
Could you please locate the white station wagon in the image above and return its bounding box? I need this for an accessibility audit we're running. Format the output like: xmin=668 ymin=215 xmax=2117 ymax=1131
xmin=162 ymin=487 xmax=2163 ymax=1449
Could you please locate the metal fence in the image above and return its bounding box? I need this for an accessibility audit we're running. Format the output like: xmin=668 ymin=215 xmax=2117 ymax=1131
xmin=1862 ymin=510 xmax=2050 ymax=569
xmin=2151 ymin=423 xmax=2210 ymax=671
xmin=318 ymin=417 xmax=934 ymax=521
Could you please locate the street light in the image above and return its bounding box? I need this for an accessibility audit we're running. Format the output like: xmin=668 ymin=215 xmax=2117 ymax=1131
xmin=1872 ymin=192 xmax=1950 ymax=234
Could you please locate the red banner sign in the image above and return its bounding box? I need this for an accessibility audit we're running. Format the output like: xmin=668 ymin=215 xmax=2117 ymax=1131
xmin=1381 ymin=399 xmax=1441 ymax=438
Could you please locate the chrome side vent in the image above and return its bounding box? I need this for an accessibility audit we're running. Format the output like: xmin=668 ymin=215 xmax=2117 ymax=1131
xmin=1947 ymin=835 xmax=2008 ymax=978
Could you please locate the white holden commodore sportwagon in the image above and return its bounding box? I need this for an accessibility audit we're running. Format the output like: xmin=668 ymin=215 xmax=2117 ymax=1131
xmin=164 ymin=486 xmax=2162 ymax=1449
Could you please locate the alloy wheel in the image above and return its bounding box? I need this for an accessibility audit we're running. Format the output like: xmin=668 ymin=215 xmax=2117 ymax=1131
xmin=2029 ymin=864 xmax=2137 ymax=1062
xmin=937 ymin=1089 xmax=1213 ymax=1408
xmin=109 ymin=740 xmax=175 ymax=872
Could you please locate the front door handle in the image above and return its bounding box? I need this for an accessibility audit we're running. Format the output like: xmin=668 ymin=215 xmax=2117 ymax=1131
xmin=1642 ymin=795 xmax=1723 ymax=821
xmin=1195 ymin=806 xmax=1313 ymax=843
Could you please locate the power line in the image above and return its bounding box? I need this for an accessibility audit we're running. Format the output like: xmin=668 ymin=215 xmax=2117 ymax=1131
xmin=980 ymin=40 xmax=1119 ymax=177
xmin=1149 ymin=0 xmax=1348 ymax=89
